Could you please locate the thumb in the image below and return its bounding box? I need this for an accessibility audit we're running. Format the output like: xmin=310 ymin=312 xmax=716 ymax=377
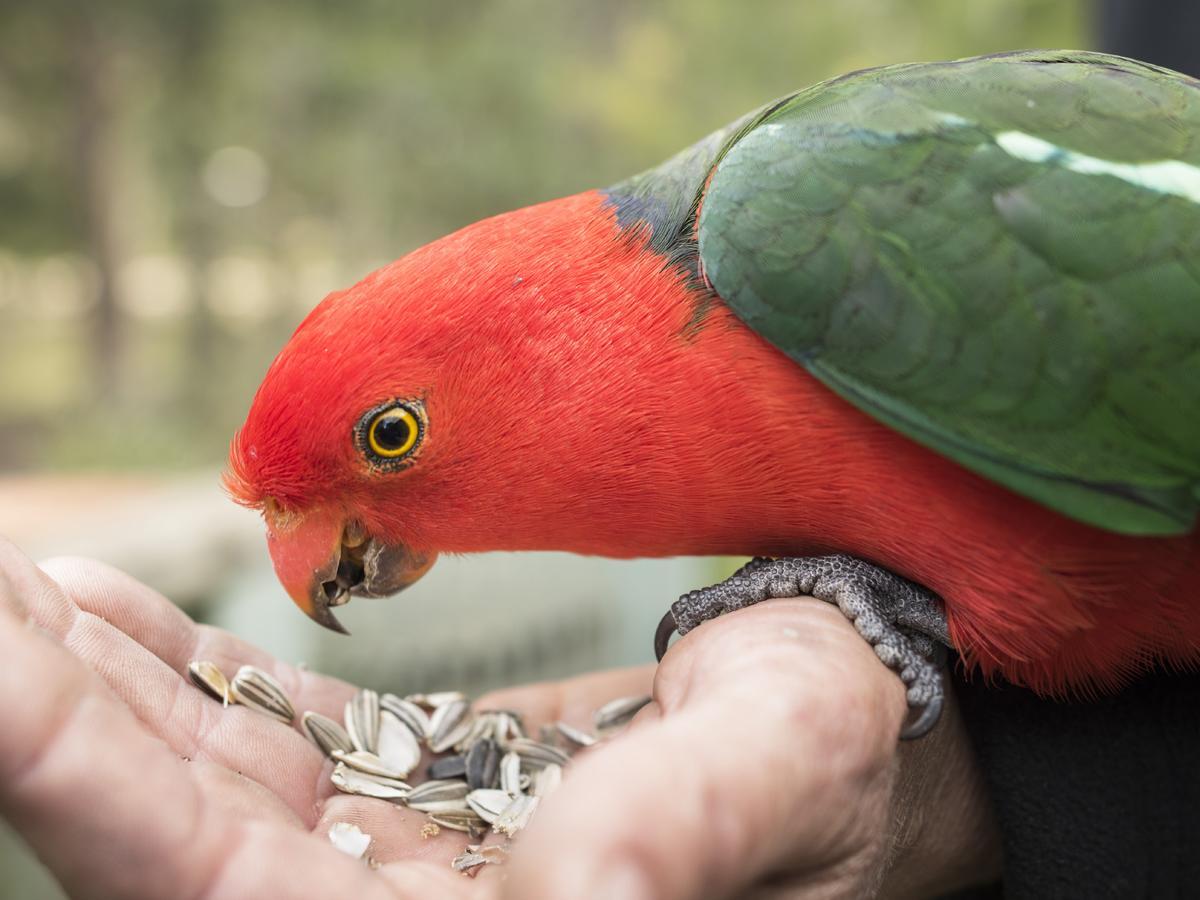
xmin=504 ymin=600 xmax=907 ymax=900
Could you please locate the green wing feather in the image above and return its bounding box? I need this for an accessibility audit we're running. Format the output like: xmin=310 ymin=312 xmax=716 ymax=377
xmin=698 ymin=51 xmax=1200 ymax=535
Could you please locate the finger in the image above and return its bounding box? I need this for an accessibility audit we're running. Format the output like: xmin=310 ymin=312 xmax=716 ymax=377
xmin=505 ymin=599 xmax=907 ymax=900
xmin=7 ymin=549 xmax=331 ymax=820
xmin=0 ymin=558 xmax=365 ymax=899
xmin=476 ymin=664 xmax=655 ymax=736
xmin=41 ymin=555 xmax=358 ymax=720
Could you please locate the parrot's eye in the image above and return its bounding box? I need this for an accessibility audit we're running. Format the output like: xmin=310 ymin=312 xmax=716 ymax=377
xmin=356 ymin=400 xmax=425 ymax=468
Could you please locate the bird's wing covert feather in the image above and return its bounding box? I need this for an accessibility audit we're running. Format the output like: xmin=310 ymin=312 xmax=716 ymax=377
xmin=698 ymin=51 xmax=1200 ymax=535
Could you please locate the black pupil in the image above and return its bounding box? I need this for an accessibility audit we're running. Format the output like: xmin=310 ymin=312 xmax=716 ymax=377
xmin=375 ymin=413 xmax=412 ymax=451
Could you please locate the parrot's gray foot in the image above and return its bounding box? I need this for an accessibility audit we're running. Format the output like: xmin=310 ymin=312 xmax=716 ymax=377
xmin=655 ymin=555 xmax=950 ymax=740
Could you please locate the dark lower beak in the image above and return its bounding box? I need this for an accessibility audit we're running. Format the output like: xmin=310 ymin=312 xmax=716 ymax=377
xmin=264 ymin=508 xmax=436 ymax=633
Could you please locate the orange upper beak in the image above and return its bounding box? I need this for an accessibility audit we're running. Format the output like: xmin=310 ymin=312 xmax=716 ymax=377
xmin=264 ymin=504 xmax=436 ymax=634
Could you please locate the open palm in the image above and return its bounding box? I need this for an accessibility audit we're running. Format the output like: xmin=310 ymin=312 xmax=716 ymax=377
xmin=0 ymin=539 xmax=997 ymax=899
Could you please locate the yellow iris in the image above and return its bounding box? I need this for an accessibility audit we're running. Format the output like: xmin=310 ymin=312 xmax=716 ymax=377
xmin=367 ymin=405 xmax=420 ymax=458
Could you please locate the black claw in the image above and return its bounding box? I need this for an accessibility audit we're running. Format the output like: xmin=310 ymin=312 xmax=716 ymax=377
xmin=654 ymin=609 xmax=678 ymax=662
xmin=899 ymin=691 xmax=943 ymax=740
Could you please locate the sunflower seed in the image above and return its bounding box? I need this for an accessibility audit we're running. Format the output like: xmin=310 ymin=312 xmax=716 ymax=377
xmin=427 ymin=754 xmax=468 ymax=780
xmin=380 ymin=694 xmax=431 ymax=739
xmin=407 ymin=691 xmax=467 ymax=709
xmin=428 ymin=811 xmax=487 ymax=838
xmin=474 ymin=709 xmax=525 ymax=742
xmin=464 ymin=710 xmax=523 ymax=747
xmin=377 ymin=711 xmax=422 ymax=777
xmin=455 ymin=714 xmax=493 ymax=751
xmin=593 ymin=694 xmax=651 ymax=733
xmin=499 ymin=751 xmax=523 ymax=795
xmin=407 ymin=797 xmax=474 ymax=815
xmin=466 ymin=738 xmax=500 ymax=790
xmin=332 ymin=749 xmax=406 ymax=780
xmin=466 ymin=789 xmax=512 ymax=824
xmin=532 ymin=763 xmax=562 ymax=798
xmin=330 ymin=763 xmax=410 ymax=799
xmin=440 ymin=719 xmax=477 ymax=754
xmin=229 ymin=665 xmax=295 ymax=724
xmin=405 ymin=779 xmax=469 ymax=806
xmin=428 ymin=700 xmax=471 ymax=753
xmin=452 ymin=843 xmax=509 ymax=875
xmin=477 ymin=710 xmax=525 ymax=739
xmin=345 ymin=689 xmax=380 ymax=753
xmin=493 ymin=794 xmax=539 ymax=836
xmin=187 ymin=660 xmax=230 ymax=706
xmin=555 ymin=721 xmax=596 ymax=748
xmin=328 ymin=822 xmax=371 ymax=859
xmin=302 ymin=711 xmax=353 ymax=757
xmin=504 ymin=737 xmax=571 ymax=768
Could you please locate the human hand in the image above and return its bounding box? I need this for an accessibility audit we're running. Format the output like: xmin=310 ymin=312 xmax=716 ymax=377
xmin=494 ymin=585 xmax=1002 ymax=899
xmin=0 ymin=538 xmax=998 ymax=899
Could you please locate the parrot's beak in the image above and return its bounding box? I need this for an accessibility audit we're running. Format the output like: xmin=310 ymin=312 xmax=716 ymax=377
xmin=263 ymin=503 xmax=437 ymax=634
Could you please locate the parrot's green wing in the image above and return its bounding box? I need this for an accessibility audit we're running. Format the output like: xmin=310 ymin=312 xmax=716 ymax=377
xmin=697 ymin=51 xmax=1200 ymax=535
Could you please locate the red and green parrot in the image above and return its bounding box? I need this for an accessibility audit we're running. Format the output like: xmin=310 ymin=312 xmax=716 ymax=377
xmin=227 ymin=51 xmax=1200 ymax=739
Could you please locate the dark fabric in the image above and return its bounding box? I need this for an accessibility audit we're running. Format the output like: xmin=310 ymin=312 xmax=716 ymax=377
xmin=947 ymin=664 xmax=1200 ymax=899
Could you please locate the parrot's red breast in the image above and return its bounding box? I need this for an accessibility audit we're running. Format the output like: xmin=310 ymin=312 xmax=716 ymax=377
xmin=229 ymin=190 xmax=1200 ymax=695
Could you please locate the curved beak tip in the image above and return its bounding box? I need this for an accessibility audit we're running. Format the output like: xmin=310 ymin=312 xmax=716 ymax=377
xmin=306 ymin=597 xmax=351 ymax=635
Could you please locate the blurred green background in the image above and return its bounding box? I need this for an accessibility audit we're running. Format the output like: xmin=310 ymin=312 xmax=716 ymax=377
xmin=0 ymin=0 xmax=1135 ymax=895
xmin=0 ymin=0 xmax=1090 ymax=473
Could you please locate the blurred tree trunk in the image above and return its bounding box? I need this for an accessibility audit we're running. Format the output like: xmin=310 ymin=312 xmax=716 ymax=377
xmin=1098 ymin=0 xmax=1200 ymax=77
xmin=69 ymin=12 xmax=122 ymax=404
xmin=164 ymin=6 xmax=222 ymax=423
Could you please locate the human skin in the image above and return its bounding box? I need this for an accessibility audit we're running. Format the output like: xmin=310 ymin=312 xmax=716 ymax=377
xmin=0 ymin=538 xmax=1000 ymax=899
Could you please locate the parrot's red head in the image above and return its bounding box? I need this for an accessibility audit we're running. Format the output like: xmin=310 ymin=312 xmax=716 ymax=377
xmin=226 ymin=190 xmax=808 ymax=631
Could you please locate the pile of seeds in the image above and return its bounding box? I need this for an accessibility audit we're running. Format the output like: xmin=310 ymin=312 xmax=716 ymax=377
xmin=187 ymin=660 xmax=650 ymax=875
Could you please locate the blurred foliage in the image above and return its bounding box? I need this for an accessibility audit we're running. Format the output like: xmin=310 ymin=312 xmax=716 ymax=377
xmin=0 ymin=0 xmax=1086 ymax=471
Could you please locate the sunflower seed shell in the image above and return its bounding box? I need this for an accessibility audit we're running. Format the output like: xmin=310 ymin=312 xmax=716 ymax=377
xmin=499 ymin=751 xmax=523 ymax=795
xmin=428 ymin=811 xmax=488 ymax=837
xmin=380 ymin=694 xmax=431 ymax=739
xmin=345 ymin=689 xmax=380 ymax=753
xmin=466 ymin=738 xmax=500 ymax=790
xmin=505 ymin=737 xmax=570 ymax=768
xmin=328 ymin=822 xmax=372 ymax=859
xmin=302 ymin=710 xmax=353 ymax=757
xmin=428 ymin=700 xmax=471 ymax=752
xmin=465 ymin=789 xmax=512 ymax=824
xmin=332 ymin=749 xmax=406 ymax=780
xmin=330 ymin=763 xmax=410 ymax=800
xmin=377 ymin=711 xmax=422 ymax=777
xmin=493 ymin=794 xmax=539 ymax=837
xmin=451 ymin=843 xmax=509 ymax=875
xmin=405 ymin=778 xmax=470 ymax=806
xmin=555 ymin=721 xmax=596 ymax=748
xmin=187 ymin=660 xmax=230 ymax=706
xmin=230 ymin=665 xmax=295 ymax=723
xmin=427 ymin=754 xmax=468 ymax=780
xmin=593 ymin=694 xmax=651 ymax=733
xmin=408 ymin=690 xmax=467 ymax=709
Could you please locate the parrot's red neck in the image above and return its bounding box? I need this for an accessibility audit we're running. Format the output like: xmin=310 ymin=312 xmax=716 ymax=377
xmin=388 ymin=189 xmax=904 ymax=561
